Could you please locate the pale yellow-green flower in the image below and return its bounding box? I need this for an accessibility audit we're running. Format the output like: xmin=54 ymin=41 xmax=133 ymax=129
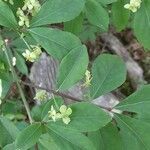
xmin=48 ymin=105 xmax=61 ymax=122
xmin=124 ymin=0 xmax=142 ymax=12
xmin=48 ymin=104 xmax=72 ymax=124
xmin=34 ymin=90 xmax=48 ymax=101
xmin=82 ymin=70 xmax=92 ymax=87
xmin=4 ymin=0 xmax=14 ymax=5
xmin=59 ymin=105 xmax=72 ymax=124
xmin=31 ymin=45 xmax=42 ymax=56
xmin=22 ymin=49 xmax=36 ymax=62
xmin=16 ymin=0 xmax=41 ymax=27
xmin=23 ymin=0 xmax=41 ymax=16
xmin=22 ymin=45 xmax=42 ymax=62
xmin=16 ymin=8 xmax=30 ymax=27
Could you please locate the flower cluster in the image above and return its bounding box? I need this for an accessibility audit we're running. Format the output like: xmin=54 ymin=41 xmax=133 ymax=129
xmin=4 ymin=0 xmax=14 ymax=5
xmin=22 ymin=0 xmax=41 ymax=16
xmin=16 ymin=0 xmax=41 ymax=27
xmin=16 ymin=8 xmax=30 ymax=27
xmin=22 ymin=45 xmax=42 ymax=62
xmin=34 ymin=90 xmax=48 ymax=101
xmin=124 ymin=0 xmax=142 ymax=12
xmin=48 ymin=105 xmax=72 ymax=124
xmin=82 ymin=70 xmax=92 ymax=87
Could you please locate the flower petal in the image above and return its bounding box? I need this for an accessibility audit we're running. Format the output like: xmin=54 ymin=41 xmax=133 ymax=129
xmin=66 ymin=108 xmax=72 ymax=116
xmin=62 ymin=117 xmax=71 ymax=124
xmin=59 ymin=105 xmax=67 ymax=113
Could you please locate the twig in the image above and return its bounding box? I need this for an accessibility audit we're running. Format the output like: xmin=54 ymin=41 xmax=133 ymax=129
xmin=35 ymin=143 xmax=39 ymax=150
xmin=21 ymin=81 xmax=81 ymax=102
xmin=21 ymin=81 xmax=112 ymax=111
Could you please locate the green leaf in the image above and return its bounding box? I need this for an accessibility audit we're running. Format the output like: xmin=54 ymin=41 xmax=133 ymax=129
xmin=43 ymin=132 xmax=81 ymax=150
xmin=80 ymin=25 xmax=98 ymax=42
xmin=65 ymin=102 xmax=111 ymax=132
xmin=39 ymin=134 xmax=60 ymax=150
xmin=31 ymin=105 xmax=44 ymax=122
xmin=118 ymin=120 xmax=143 ymax=150
xmin=88 ymin=123 xmax=122 ymax=150
xmin=0 ymin=117 xmax=19 ymax=147
xmin=112 ymin=0 xmax=130 ymax=31
xmin=96 ymin=0 xmax=117 ymax=4
xmin=115 ymin=85 xmax=150 ymax=122
xmin=2 ymin=100 xmax=23 ymax=117
xmin=133 ymin=0 xmax=150 ymax=50
xmin=0 ymin=69 xmax=11 ymax=80
xmin=115 ymin=114 xmax=150 ymax=150
xmin=57 ymin=45 xmax=88 ymax=91
xmin=30 ymin=0 xmax=85 ymax=27
xmin=85 ymin=0 xmax=109 ymax=31
xmin=3 ymin=143 xmax=15 ymax=150
xmin=15 ymin=51 xmax=28 ymax=75
xmin=0 ymin=66 xmax=13 ymax=100
xmin=0 ymin=78 xmax=12 ymax=100
xmin=29 ymin=27 xmax=82 ymax=60
xmin=10 ymin=0 xmax=24 ymax=13
xmin=90 ymin=54 xmax=126 ymax=99
xmin=39 ymin=133 xmax=80 ymax=150
xmin=0 ymin=1 xmax=18 ymax=28
xmin=12 ymin=35 xmax=37 ymax=50
xmin=64 ymin=13 xmax=83 ymax=35
xmin=15 ymin=123 xmax=43 ymax=150
xmin=16 ymin=121 xmax=28 ymax=131
xmin=46 ymin=123 xmax=96 ymax=150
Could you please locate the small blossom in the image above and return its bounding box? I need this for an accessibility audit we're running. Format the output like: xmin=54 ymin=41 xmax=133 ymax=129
xmin=16 ymin=8 xmax=24 ymax=16
xmin=22 ymin=49 xmax=36 ymax=62
xmin=17 ymin=8 xmax=30 ymax=27
xmin=9 ymin=0 xmax=13 ymax=5
xmin=82 ymin=70 xmax=92 ymax=87
xmin=48 ymin=105 xmax=61 ymax=122
xmin=48 ymin=104 xmax=72 ymax=124
xmin=4 ymin=0 xmax=14 ymax=5
xmin=59 ymin=105 xmax=72 ymax=124
xmin=124 ymin=0 xmax=142 ymax=12
xmin=23 ymin=0 xmax=41 ymax=16
xmin=31 ymin=45 xmax=42 ymax=56
xmin=16 ymin=0 xmax=40 ymax=27
xmin=22 ymin=45 xmax=42 ymax=62
xmin=59 ymin=105 xmax=72 ymax=115
xmin=34 ymin=90 xmax=48 ymax=101
xmin=62 ymin=117 xmax=71 ymax=125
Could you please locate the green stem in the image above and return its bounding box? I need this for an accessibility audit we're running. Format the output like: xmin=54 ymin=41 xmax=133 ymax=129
xmin=18 ymin=32 xmax=32 ymax=51
xmin=4 ymin=45 xmax=33 ymax=124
